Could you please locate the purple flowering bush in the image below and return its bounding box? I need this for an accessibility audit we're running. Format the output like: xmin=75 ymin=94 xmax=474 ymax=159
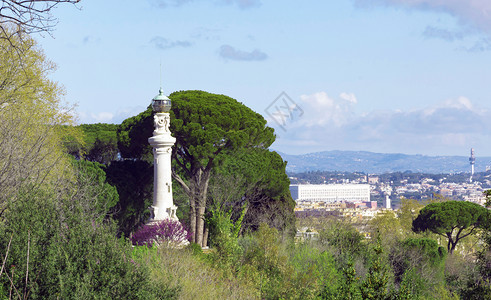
xmin=131 ymin=219 xmax=192 ymax=247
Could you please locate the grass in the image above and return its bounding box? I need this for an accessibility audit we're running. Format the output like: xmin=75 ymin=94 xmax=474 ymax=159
xmin=134 ymin=246 xmax=259 ymax=300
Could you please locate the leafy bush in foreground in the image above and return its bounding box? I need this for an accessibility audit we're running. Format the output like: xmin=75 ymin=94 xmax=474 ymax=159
xmin=133 ymin=245 xmax=258 ymax=300
xmin=0 ymin=186 xmax=169 ymax=299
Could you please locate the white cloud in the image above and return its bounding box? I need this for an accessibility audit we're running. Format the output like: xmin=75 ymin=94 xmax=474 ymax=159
xmin=191 ymin=27 xmax=222 ymax=41
xmin=270 ymin=93 xmax=491 ymax=156
xmin=150 ymin=0 xmax=261 ymax=9
xmin=466 ymin=37 xmax=491 ymax=51
xmin=77 ymin=106 xmax=147 ymax=124
xmin=443 ymin=96 xmax=474 ymax=111
xmin=82 ymin=35 xmax=101 ymax=45
xmin=112 ymin=106 xmax=148 ymax=124
xmin=356 ymin=0 xmax=491 ymax=33
xmin=423 ymin=96 xmax=476 ymax=115
xmin=423 ymin=26 xmax=464 ymax=41
xmin=218 ymin=45 xmax=268 ymax=61
xmin=339 ymin=92 xmax=358 ymax=104
xmin=149 ymin=0 xmax=194 ymax=8
xmin=295 ymin=91 xmax=357 ymax=127
xmin=77 ymin=112 xmax=114 ymax=124
xmin=220 ymin=0 xmax=261 ymax=9
xmin=150 ymin=36 xmax=192 ymax=50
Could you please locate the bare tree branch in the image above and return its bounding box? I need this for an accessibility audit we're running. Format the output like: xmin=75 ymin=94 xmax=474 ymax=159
xmin=1 ymin=0 xmax=80 ymax=37
xmin=172 ymin=170 xmax=190 ymax=195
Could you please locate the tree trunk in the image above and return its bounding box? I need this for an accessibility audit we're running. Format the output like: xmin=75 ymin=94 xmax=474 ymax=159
xmin=189 ymin=197 xmax=196 ymax=243
xmin=194 ymin=169 xmax=211 ymax=247
xmin=447 ymin=234 xmax=457 ymax=254
xmin=195 ymin=205 xmax=206 ymax=246
xmin=172 ymin=172 xmax=197 ymax=242
xmin=202 ymin=225 xmax=209 ymax=248
xmin=173 ymin=168 xmax=210 ymax=246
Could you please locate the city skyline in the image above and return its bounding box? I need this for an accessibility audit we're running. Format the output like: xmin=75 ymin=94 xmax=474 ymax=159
xmin=37 ymin=0 xmax=491 ymax=156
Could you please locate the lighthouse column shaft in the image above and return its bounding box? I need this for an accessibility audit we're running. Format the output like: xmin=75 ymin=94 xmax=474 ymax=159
xmin=153 ymin=145 xmax=173 ymax=218
xmin=148 ymin=112 xmax=177 ymax=221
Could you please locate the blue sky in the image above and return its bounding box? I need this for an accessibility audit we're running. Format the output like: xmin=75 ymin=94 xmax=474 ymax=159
xmin=38 ymin=0 xmax=491 ymax=157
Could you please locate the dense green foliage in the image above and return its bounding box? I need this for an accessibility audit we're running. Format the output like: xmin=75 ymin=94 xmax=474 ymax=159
xmin=64 ymin=123 xmax=119 ymax=164
xmin=117 ymin=108 xmax=153 ymax=162
xmin=412 ymin=200 xmax=490 ymax=253
xmin=359 ymin=239 xmax=391 ymax=300
xmin=0 ymin=179 xmax=166 ymax=299
xmin=179 ymin=217 xmax=469 ymax=299
xmin=168 ymin=90 xmax=275 ymax=166
xmin=71 ymin=159 xmax=119 ymax=213
xmin=389 ymin=238 xmax=447 ymax=298
xmin=214 ymin=148 xmax=296 ymax=234
xmin=80 ymin=123 xmax=119 ymax=164
xmin=0 ymin=28 xmax=76 ymax=215
xmin=460 ymin=229 xmax=491 ymax=299
xmin=105 ymin=160 xmax=153 ymax=237
xmin=132 ymin=245 xmax=257 ymax=299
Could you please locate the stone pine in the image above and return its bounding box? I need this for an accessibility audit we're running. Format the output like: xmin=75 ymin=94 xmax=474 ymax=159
xmin=412 ymin=200 xmax=491 ymax=254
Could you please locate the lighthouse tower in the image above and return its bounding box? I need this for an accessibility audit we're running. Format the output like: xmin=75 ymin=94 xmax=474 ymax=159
xmin=469 ymin=148 xmax=476 ymax=183
xmin=148 ymin=87 xmax=178 ymax=222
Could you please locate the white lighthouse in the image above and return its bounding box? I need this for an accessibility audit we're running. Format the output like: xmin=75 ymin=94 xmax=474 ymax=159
xmin=148 ymin=87 xmax=178 ymax=222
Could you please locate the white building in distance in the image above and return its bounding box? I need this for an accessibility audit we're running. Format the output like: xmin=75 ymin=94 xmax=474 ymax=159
xmin=290 ymin=184 xmax=370 ymax=203
xmin=383 ymin=194 xmax=391 ymax=209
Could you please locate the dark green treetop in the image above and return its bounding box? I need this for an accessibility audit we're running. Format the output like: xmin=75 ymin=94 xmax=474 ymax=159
xmin=105 ymin=160 xmax=153 ymax=237
xmin=169 ymin=90 xmax=275 ymax=176
xmin=71 ymin=159 xmax=119 ymax=214
xmin=117 ymin=108 xmax=153 ymax=162
xmin=412 ymin=200 xmax=490 ymax=253
xmin=64 ymin=123 xmax=119 ymax=164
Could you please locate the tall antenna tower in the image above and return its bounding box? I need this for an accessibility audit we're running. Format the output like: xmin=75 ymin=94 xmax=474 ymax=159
xmin=469 ymin=148 xmax=476 ymax=182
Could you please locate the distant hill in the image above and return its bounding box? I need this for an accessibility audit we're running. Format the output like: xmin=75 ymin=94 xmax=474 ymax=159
xmin=277 ymin=150 xmax=491 ymax=174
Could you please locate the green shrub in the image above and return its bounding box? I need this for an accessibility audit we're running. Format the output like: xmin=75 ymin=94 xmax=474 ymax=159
xmin=134 ymin=247 xmax=258 ymax=300
xmin=0 ymin=186 xmax=165 ymax=299
xmin=389 ymin=237 xmax=447 ymax=298
xmin=317 ymin=220 xmax=368 ymax=267
xmin=290 ymin=244 xmax=340 ymax=299
xmin=359 ymin=240 xmax=390 ymax=300
xmin=319 ymin=260 xmax=362 ymax=300
xmin=237 ymin=224 xmax=281 ymax=297
xmin=187 ymin=242 xmax=204 ymax=256
xmin=207 ymin=203 xmax=246 ymax=277
xmin=459 ymin=230 xmax=491 ymax=299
